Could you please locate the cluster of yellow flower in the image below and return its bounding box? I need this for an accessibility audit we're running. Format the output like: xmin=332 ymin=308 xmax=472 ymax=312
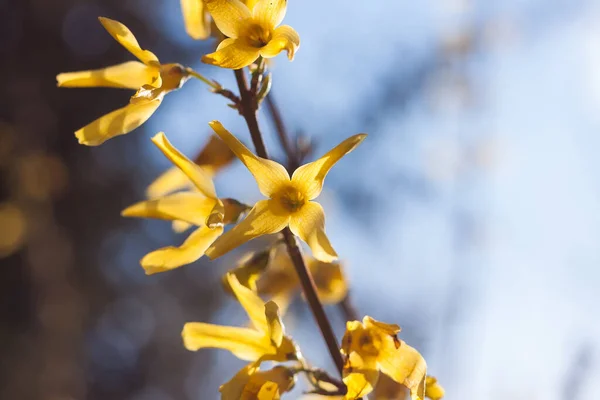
xmin=57 ymin=1 xmax=445 ymax=399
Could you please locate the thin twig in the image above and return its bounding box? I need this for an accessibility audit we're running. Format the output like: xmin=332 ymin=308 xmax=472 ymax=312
xmin=233 ymin=67 xmax=345 ymax=376
xmin=265 ymin=94 xmax=299 ymax=170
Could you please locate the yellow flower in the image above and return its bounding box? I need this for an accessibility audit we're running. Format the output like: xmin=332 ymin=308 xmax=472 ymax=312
xmin=232 ymin=244 xmax=348 ymax=313
xmin=205 ymin=121 xmax=366 ymax=262
xmin=180 ymin=0 xmax=259 ymax=41
xmin=202 ymin=0 xmax=300 ymax=69
xmin=424 ymin=376 xmax=445 ymax=400
xmin=183 ymin=273 xmax=300 ymax=362
xmin=341 ymin=316 xmax=428 ymax=400
xmin=220 ymin=362 xmax=295 ymax=400
xmin=121 ymin=133 xmax=246 ymax=274
xmin=56 ymin=17 xmax=189 ymax=146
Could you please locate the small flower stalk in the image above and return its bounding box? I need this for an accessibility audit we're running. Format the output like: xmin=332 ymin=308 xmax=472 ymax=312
xmin=58 ymin=1 xmax=445 ymax=399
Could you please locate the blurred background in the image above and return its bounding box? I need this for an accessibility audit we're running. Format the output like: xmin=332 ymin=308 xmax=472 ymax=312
xmin=2 ymin=0 xmax=600 ymax=399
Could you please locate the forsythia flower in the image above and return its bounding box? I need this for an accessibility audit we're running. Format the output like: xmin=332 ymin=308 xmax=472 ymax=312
xmin=183 ymin=273 xmax=300 ymax=362
xmin=220 ymin=362 xmax=295 ymax=400
xmin=205 ymin=121 xmax=366 ymax=262
xmin=231 ymin=244 xmax=348 ymax=313
xmin=202 ymin=0 xmax=300 ymax=69
xmin=180 ymin=0 xmax=257 ymax=40
xmin=341 ymin=316 xmax=438 ymax=400
xmin=57 ymin=18 xmax=189 ymax=146
xmin=121 ymin=133 xmax=245 ymax=274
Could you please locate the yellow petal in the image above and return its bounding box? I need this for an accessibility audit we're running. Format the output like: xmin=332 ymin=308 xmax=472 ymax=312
xmin=364 ymin=316 xmax=401 ymax=336
xmin=291 ymin=134 xmax=367 ymax=200
xmin=289 ymin=202 xmax=337 ymax=262
xmin=343 ymin=353 xmax=379 ymax=399
xmin=98 ymin=17 xmax=160 ymax=66
xmin=310 ymin=260 xmax=348 ymax=304
xmin=75 ymin=98 xmax=161 ymax=146
xmin=226 ymin=273 xmax=268 ymax=333
xmin=252 ymin=0 xmax=287 ymax=30
xmin=259 ymin=25 xmax=299 ymax=60
xmin=151 ymin=132 xmax=218 ymax=199
xmin=203 ymin=0 xmax=251 ymax=38
xmin=181 ymin=0 xmax=211 ymax=39
xmin=56 ymin=61 xmax=158 ymax=89
xmin=377 ymin=339 xmax=427 ymax=400
xmin=243 ymin=0 xmax=261 ymax=10
xmin=182 ymin=322 xmax=271 ymax=361
xmin=121 ymin=192 xmax=218 ymax=226
xmin=141 ymin=225 xmax=224 ymax=274
xmin=425 ymin=376 xmax=445 ymax=400
xmin=202 ymin=38 xmax=261 ymax=69
xmin=206 ymin=200 xmax=290 ymax=260
xmin=146 ymin=166 xmax=192 ymax=198
xmin=219 ymin=362 xmax=260 ymax=400
xmin=255 ymin=381 xmax=280 ymax=400
xmin=209 ymin=121 xmax=290 ymax=197
xmin=264 ymin=301 xmax=283 ymax=347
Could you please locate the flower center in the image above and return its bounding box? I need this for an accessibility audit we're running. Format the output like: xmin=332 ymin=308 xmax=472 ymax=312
xmin=241 ymin=22 xmax=272 ymax=48
xmin=276 ymin=186 xmax=306 ymax=213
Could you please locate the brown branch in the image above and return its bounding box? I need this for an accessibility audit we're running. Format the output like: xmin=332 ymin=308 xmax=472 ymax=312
xmin=233 ymin=67 xmax=344 ymax=376
xmin=265 ymin=94 xmax=299 ymax=170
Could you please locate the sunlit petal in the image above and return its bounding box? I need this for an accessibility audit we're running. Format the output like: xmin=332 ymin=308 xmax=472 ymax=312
xmin=75 ymin=98 xmax=161 ymax=146
xmin=182 ymin=322 xmax=271 ymax=361
xmin=141 ymin=225 xmax=224 ymax=274
xmin=219 ymin=362 xmax=260 ymax=400
xmin=252 ymin=0 xmax=287 ymax=30
xmin=264 ymin=301 xmax=283 ymax=347
xmin=425 ymin=376 xmax=445 ymax=400
xmin=98 ymin=17 xmax=160 ymax=66
xmin=377 ymin=340 xmax=427 ymax=400
xmin=226 ymin=273 xmax=269 ymax=333
xmin=310 ymin=260 xmax=348 ymax=304
xmin=151 ymin=132 xmax=218 ymax=199
xmin=172 ymin=220 xmax=193 ymax=233
xmin=206 ymin=200 xmax=290 ymax=260
xmin=146 ymin=166 xmax=192 ymax=198
xmin=203 ymin=0 xmax=251 ymax=38
xmin=291 ymin=134 xmax=367 ymax=200
xmin=209 ymin=121 xmax=290 ymax=197
xmin=259 ymin=25 xmax=299 ymax=60
xmin=289 ymin=202 xmax=337 ymax=262
xmin=181 ymin=0 xmax=211 ymax=39
xmin=202 ymin=38 xmax=260 ymax=69
xmin=56 ymin=61 xmax=158 ymax=89
xmin=121 ymin=192 xmax=218 ymax=226
xmin=343 ymin=353 xmax=380 ymax=399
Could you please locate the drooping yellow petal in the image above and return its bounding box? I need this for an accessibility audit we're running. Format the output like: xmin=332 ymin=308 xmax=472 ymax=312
xmin=259 ymin=25 xmax=299 ymax=60
xmin=219 ymin=362 xmax=260 ymax=400
xmin=343 ymin=353 xmax=380 ymax=399
xmin=151 ymin=132 xmax=218 ymax=199
xmin=289 ymin=202 xmax=337 ymax=262
xmin=141 ymin=225 xmax=224 ymax=274
xmin=310 ymin=260 xmax=348 ymax=304
xmin=121 ymin=192 xmax=218 ymax=226
xmin=146 ymin=166 xmax=192 ymax=198
xmin=226 ymin=273 xmax=269 ymax=333
xmin=203 ymin=0 xmax=251 ymax=38
xmin=56 ymin=61 xmax=158 ymax=89
xmin=98 ymin=17 xmax=160 ymax=66
xmin=206 ymin=200 xmax=290 ymax=260
xmin=264 ymin=301 xmax=283 ymax=347
xmin=181 ymin=0 xmax=211 ymax=39
xmin=75 ymin=98 xmax=161 ymax=146
xmin=209 ymin=121 xmax=290 ymax=197
xmin=202 ymin=38 xmax=261 ymax=69
xmin=252 ymin=0 xmax=287 ymax=30
xmin=291 ymin=134 xmax=367 ymax=200
xmin=182 ymin=322 xmax=272 ymax=361
xmin=425 ymin=376 xmax=445 ymax=400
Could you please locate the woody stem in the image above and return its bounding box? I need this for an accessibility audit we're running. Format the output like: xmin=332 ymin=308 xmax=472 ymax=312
xmin=233 ymin=68 xmax=345 ymax=376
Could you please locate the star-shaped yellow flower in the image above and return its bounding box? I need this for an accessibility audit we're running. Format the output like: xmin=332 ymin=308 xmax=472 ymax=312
xmin=341 ymin=316 xmax=432 ymax=400
xmin=202 ymin=0 xmax=300 ymax=69
xmin=183 ymin=273 xmax=300 ymax=362
xmin=220 ymin=362 xmax=295 ymax=400
xmin=57 ymin=18 xmax=189 ymax=146
xmin=205 ymin=121 xmax=366 ymax=263
xmin=121 ymin=132 xmax=245 ymax=274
